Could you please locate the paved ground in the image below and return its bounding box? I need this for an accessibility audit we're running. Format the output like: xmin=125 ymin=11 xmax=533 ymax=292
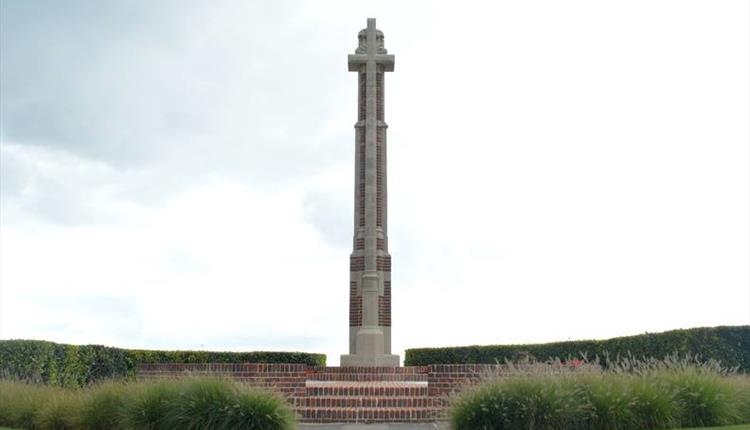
xmin=299 ymin=424 xmax=448 ymax=430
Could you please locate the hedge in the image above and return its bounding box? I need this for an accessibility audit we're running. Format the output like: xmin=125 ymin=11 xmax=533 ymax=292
xmin=404 ymin=326 xmax=750 ymax=371
xmin=0 ymin=339 xmax=325 ymax=387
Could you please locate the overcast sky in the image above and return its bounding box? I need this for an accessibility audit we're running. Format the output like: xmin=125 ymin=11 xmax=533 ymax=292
xmin=1 ymin=0 xmax=748 ymax=365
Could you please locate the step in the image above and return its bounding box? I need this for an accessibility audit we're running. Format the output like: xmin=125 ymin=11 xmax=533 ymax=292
xmin=310 ymin=366 xmax=428 ymax=374
xmin=306 ymin=380 xmax=428 ymax=387
xmin=294 ymin=396 xmax=437 ymax=408
xmin=310 ymin=373 xmax=428 ymax=381
xmin=297 ymin=407 xmax=442 ymax=423
xmin=305 ymin=381 xmax=429 ymax=397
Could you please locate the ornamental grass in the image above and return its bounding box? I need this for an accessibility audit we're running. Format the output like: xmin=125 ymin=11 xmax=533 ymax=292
xmin=450 ymin=356 xmax=750 ymax=430
xmin=0 ymin=377 xmax=294 ymax=430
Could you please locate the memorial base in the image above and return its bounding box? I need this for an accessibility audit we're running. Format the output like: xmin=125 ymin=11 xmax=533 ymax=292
xmin=340 ymin=353 xmax=400 ymax=367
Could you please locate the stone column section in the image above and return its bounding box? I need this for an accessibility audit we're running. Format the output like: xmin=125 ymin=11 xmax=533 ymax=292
xmin=341 ymin=18 xmax=399 ymax=367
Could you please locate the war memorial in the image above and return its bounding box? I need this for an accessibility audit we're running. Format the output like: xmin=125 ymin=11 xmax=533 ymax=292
xmin=340 ymin=18 xmax=398 ymax=368
xmin=137 ymin=18 xmax=491 ymax=423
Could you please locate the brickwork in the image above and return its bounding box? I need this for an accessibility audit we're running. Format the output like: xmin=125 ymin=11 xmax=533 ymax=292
xmin=137 ymin=363 xmax=308 ymax=397
xmin=349 ymin=281 xmax=362 ymax=326
xmin=425 ymin=364 xmax=493 ymax=398
xmin=137 ymin=363 xmax=592 ymax=423
xmin=376 ymin=255 xmax=391 ymax=271
xmin=300 ymin=367 xmax=438 ymax=423
xmin=376 ymin=128 xmax=383 ymax=227
xmin=350 ymin=256 xmax=365 ymax=271
xmin=379 ymin=281 xmax=391 ymax=327
xmin=357 ymin=132 xmax=365 ymax=227
xmin=358 ymin=71 xmax=366 ymax=121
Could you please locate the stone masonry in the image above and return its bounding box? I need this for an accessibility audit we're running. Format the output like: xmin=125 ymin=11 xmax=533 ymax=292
xmin=341 ymin=18 xmax=399 ymax=367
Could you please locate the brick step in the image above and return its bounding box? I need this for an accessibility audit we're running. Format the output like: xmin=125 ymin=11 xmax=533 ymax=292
xmin=310 ymin=373 xmax=428 ymax=381
xmin=294 ymin=396 xmax=437 ymax=408
xmin=305 ymin=382 xmax=428 ymax=397
xmin=296 ymin=407 xmax=442 ymax=423
xmin=311 ymin=366 xmax=427 ymax=374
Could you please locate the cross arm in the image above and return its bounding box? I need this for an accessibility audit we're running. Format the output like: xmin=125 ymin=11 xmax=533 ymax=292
xmin=348 ymin=54 xmax=395 ymax=72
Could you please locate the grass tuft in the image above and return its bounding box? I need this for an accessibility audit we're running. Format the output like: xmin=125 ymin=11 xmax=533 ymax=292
xmin=120 ymin=380 xmax=179 ymax=430
xmin=450 ymin=356 xmax=750 ymax=430
xmin=0 ymin=377 xmax=294 ymax=430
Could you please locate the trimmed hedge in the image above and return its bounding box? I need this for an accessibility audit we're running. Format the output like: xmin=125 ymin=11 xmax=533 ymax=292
xmin=405 ymin=326 xmax=750 ymax=371
xmin=126 ymin=349 xmax=325 ymax=366
xmin=0 ymin=339 xmax=325 ymax=387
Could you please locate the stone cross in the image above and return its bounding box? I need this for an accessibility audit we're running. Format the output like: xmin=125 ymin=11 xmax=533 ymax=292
xmin=340 ymin=18 xmax=399 ymax=367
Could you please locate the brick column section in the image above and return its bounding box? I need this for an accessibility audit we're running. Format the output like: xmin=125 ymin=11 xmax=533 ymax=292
xmin=349 ymin=65 xmax=393 ymax=332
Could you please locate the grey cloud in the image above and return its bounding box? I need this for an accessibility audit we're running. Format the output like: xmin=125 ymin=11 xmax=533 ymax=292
xmin=0 ymin=1 xmax=179 ymax=161
xmin=1 ymin=0 xmax=353 ymax=182
xmin=0 ymin=144 xmax=113 ymax=225
xmin=0 ymin=146 xmax=25 ymax=199
xmin=1 ymin=0 xmax=363 ymax=226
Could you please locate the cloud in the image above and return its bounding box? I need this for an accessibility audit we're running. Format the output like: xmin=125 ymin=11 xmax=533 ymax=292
xmin=1 ymin=0 xmax=352 ymax=182
xmin=0 ymin=177 xmax=349 ymax=350
xmin=1 ymin=0 xmax=748 ymax=365
xmin=0 ymin=143 xmax=136 ymax=225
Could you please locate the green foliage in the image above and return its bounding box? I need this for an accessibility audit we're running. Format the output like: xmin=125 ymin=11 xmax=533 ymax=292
xmin=34 ymin=390 xmax=84 ymax=430
xmin=120 ymin=380 xmax=179 ymax=430
xmin=0 ymin=339 xmax=325 ymax=387
xmin=160 ymin=378 xmax=295 ymax=430
xmin=450 ymin=359 xmax=750 ymax=430
xmin=0 ymin=378 xmax=295 ymax=430
xmin=76 ymin=382 xmax=130 ymax=430
xmin=665 ymin=370 xmax=743 ymax=428
xmin=127 ymin=349 xmax=325 ymax=366
xmin=0 ymin=380 xmax=59 ymax=430
xmin=450 ymin=376 xmax=590 ymax=430
xmin=405 ymin=326 xmax=750 ymax=371
xmin=576 ymin=373 xmax=681 ymax=430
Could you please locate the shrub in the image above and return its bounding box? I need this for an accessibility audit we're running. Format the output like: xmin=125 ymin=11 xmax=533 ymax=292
xmin=734 ymin=375 xmax=750 ymax=422
xmin=128 ymin=349 xmax=325 ymax=366
xmin=120 ymin=380 xmax=179 ymax=430
xmin=450 ymin=375 xmax=590 ymax=430
xmin=0 ymin=380 xmax=57 ymax=429
xmin=449 ymin=357 xmax=750 ymax=430
xmin=34 ymin=390 xmax=85 ymax=430
xmin=161 ymin=378 xmax=295 ymax=430
xmin=576 ymin=373 xmax=681 ymax=430
xmin=0 ymin=339 xmax=325 ymax=387
xmin=405 ymin=326 xmax=750 ymax=371
xmin=664 ymin=369 xmax=742 ymax=427
xmin=76 ymin=382 xmax=130 ymax=430
xmin=0 ymin=378 xmax=295 ymax=430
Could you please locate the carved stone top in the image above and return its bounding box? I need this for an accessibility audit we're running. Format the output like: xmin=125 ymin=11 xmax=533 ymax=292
xmin=348 ymin=19 xmax=394 ymax=72
xmin=356 ymin=28 xmax=387 ymax=55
